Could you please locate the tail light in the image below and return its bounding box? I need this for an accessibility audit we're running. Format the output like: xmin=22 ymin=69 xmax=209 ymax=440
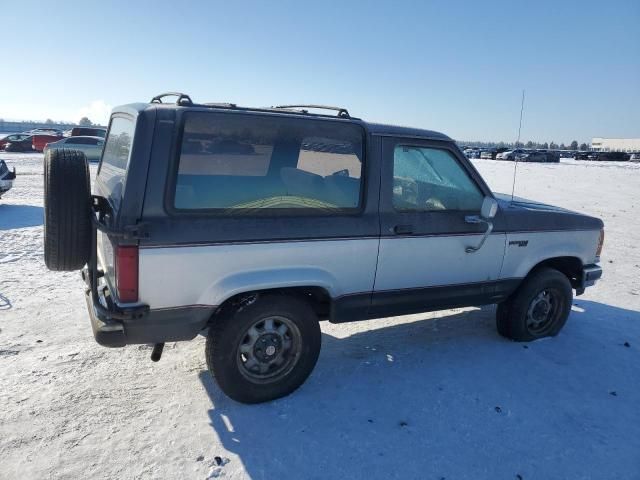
xmin=115 ymin=245 xmax=139 ymax=303
xmin=596 ymin=229 xmax=605 ymax=259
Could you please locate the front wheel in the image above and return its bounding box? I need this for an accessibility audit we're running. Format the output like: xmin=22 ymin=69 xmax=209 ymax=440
xmin=496 ymin=267 xmax=573 ymax=342
xmin=206 ymin=294 xmax=321 ymax=404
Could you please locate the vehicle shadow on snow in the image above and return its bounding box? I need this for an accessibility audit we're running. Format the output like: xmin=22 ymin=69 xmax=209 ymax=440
xmin=199 ymin=300 xmax=640 ymax=479
xmin=0 ymin=204 xmax=43 ymax=230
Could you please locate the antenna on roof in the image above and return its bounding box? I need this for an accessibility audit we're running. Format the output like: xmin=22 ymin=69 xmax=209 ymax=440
xmin=510 ymin=90 xmax=525 ymax=202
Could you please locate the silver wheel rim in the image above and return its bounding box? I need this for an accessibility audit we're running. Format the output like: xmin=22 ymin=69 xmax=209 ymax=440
xmin=236 ymin=316 xmax=302 ymax=383
xmin=526 ymin=289 xmax=560 ymax=335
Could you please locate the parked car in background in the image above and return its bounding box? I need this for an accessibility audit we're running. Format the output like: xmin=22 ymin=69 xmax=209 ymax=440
xmin=591 ymin=151 xmax=629 ymax=161
xmin=2 ymin=135 xmax=34 ymax=152
xmin=32 ymin=133 xmax=63 ymax=152
xmin=0 ymin=159 xmax=16 ymax=199
xmin=67 ymin=127 xmax=107 ymax=138
xmin=464 ymin=148 xmax=481 ymax=159
xmin=629 ymin=152 xmax=640 ymax=162
xmin=516 ymin=151 xmax=548 ymax=162
xmin=575 ymin=151 xmax=591 ymax=160
xmin=28 ymin=128 xmax=63 ymax=136
xmin=497 ymin=149 xmax=524 ymax=160
xmin=480 ymin=149 xmax=496 ymax=159
xmin=43 ymin=136 xmax=105 ymax=161
xmin=495 ymin=147 xmax=509 ymax=158
xmin=0 ymin=133 xmax=32 ymax=150
xmin=545 ymin=150 xmax=561 ymax=163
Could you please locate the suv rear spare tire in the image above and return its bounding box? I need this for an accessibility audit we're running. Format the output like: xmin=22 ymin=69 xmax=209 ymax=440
xmin=44 ymin=148 xmax=92 ymax=271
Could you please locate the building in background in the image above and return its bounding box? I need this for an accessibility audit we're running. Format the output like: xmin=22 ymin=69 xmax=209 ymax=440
xmin=591 ymin=138 xmax=640 ymax=152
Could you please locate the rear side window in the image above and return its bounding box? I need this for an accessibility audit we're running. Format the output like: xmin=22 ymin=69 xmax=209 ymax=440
xmin=98 ymin=116 xmax=135 ymax=212
xmin=174 ymin=112 xmax=364 ymax=213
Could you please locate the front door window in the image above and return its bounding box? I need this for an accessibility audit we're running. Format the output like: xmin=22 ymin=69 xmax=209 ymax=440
xmin=393 ymin=146 xmax=484 ymax=212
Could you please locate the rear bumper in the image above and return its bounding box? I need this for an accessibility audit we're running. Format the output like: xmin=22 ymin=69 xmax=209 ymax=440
xmin=85 ymin=288 xmax=127 ymax=347
xmin=83 ymin=268 xmax=214 ymax=347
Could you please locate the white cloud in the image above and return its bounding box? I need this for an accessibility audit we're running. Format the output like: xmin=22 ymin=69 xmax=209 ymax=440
xmin=77 ymin=100 xmax=113 ymax=125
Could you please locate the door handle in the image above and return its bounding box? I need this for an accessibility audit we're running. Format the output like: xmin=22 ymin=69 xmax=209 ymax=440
xmin=464 ymin=215 xmax=493 ymax=253
xmin=393 ymin=224 xmax=414 ymax=235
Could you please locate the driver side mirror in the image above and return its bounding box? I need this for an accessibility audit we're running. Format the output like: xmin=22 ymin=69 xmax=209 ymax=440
xmin=481 ymin=196 xmax=498 ymax=219
xmin=464 ymin=196 xmax=498 ymax=253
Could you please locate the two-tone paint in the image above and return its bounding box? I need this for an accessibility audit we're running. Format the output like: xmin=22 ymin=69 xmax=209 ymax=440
xmin=89 ymin=102 xmax=603 ymax=346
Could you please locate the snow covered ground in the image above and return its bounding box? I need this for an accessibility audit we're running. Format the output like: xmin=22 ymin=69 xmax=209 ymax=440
xmin=1 ymin=153 xmax=639 ymax=479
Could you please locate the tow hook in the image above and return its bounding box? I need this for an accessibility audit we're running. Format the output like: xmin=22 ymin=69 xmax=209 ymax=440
xmin=150 ymin=343 xmax=165 ymax=362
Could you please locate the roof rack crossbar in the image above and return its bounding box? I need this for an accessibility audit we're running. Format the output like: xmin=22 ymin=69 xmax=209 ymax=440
xmin=150 ymin=92 xmax=193 ymax=106
xmin=203 ymin=102 xmax=238 ymax=108
xmin=147 ymin=95 xmax=355 ymax=119
xmin=272 ymin=104 xmax=351 ymax=118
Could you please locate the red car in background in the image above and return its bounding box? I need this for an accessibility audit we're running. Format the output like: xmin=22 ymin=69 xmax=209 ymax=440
xmin=32 ymin=134 xmax=63 ymax=152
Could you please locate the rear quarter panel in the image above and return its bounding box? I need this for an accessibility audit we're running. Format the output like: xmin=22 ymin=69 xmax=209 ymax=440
xmin=138 ymin=240 xmax=379 ymax=309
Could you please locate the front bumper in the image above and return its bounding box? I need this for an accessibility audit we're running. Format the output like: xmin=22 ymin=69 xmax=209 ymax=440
xmin=576 ymin=264 xmax=602 ymax=295
xmin=582 ymin=264 xmax=602 ymax=288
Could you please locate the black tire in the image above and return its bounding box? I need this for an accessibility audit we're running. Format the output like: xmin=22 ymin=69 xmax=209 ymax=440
xmin=206 ymin=294 xmax=321 ymax=404
xmin=44 ymin=149 xmax=92 ymax=271
xmin=496 ymin=267 xmax=573 ymax=342
xmin=496 ymin=302 xmax=511 ymax=337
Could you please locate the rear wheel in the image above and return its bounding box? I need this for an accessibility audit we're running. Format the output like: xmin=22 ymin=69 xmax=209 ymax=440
xmin=44 ymin=148 xmax=92 ymax=271
xmin=496 ymin=268 xmax=573 ymax=342
xmin=206 ymin=294 xmax=321 ymax=404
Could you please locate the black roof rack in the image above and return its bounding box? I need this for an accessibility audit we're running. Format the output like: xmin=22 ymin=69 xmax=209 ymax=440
xmin=148 ymin=94 xmax=354 ymax=119
xmin=203 ymin=102 xmax=238 ymax=109
xmin=150 ymin=92 xmax=193 ymax=106
xmin=272 ymin=104 xmax=350 ymax=118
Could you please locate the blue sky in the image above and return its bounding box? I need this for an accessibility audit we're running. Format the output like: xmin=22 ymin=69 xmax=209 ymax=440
xmin=1 ymin=0 xmax=638 ymax=143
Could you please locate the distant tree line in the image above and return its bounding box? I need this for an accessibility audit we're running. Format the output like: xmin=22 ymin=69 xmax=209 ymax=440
xmin=43 ymin=116 xmax=94 ymax=126
xmin=457 ymin=139 xmax=590 ymax=151
xmin=0 ymin=117 xmax=104 ymax=133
